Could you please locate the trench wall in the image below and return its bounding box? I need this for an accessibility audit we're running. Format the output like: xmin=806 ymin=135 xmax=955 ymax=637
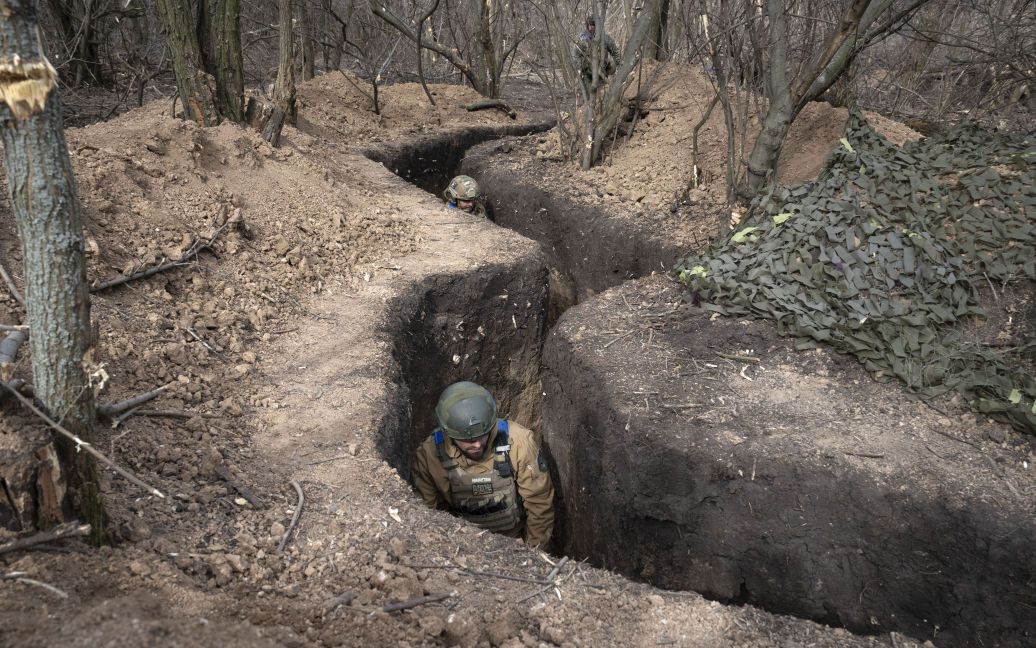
xmin=365 ymin=123 xmax=553 ymax=199
xmin=375 ymin=261 xmax=549 ymax=482
xmin=461 ymin=144 xmax=687 ymax=301
xmin=543 ymin=277 xmax=1036 ymax=647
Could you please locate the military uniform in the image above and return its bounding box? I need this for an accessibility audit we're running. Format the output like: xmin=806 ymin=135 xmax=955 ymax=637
xmin=572 ymin=31 xmax=620 ymax=97
xmin=413 ymin=420 xmax=555 ymax=548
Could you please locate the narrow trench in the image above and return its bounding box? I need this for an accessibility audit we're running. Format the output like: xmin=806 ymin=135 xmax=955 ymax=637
xmin=367 ymin=128 xmax=701 ymax=590
xmin=366 ymin=130 xmax=883 ymax=639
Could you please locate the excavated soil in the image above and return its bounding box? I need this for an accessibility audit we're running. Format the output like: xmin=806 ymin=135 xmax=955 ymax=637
xmin=0 ymin=68 xmax=932 ymax=648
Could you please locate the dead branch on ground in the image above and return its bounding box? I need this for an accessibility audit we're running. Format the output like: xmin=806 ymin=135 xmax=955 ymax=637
xmin=0 ymin=522 xmax=91 ymax=556
xmin=216 ymin=465 xmax=266 ymax=509
xmin=463 ymin=99 xmax=517 ymax=119
xmin=0 ymin=382 xmax=165 ymax=499
xmin=1 ymin=572 xmax=69 ymax=598
xmin=90 ymin=221 xmax=231 ymax=293
xmin=276 ymin=479 xmax=304 ymax=554
xmin=383 ymin=592 xmax=451 ymax=612
xmin=0 ymin=258 xmax=23 ymax=306
xmin=97 ymin=384 xmax=170 ymax=418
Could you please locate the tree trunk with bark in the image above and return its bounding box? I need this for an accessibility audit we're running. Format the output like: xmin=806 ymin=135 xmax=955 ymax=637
xmin=156 ymin=0 xmax=221 ymax=125
xmin=299 ymin=0 xmax=315 ymax=80
xmin=740 ymin=0 xmax=896 ymax=197
xmin=266 ymin=0 xmax=297 ymax=144
xmin=644 ymin=0 xmax=672 ymax=61
xmin=198 ymin=0 xmax=245 ymax=122
xmin=0 ymin=0 xmax=105 ymax=541
xmin=584 ymin=0 xmax=662 ymax=169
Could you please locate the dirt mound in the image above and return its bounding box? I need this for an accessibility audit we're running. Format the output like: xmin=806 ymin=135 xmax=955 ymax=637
xmin=532 ymin=64 xmax=919 ymax=224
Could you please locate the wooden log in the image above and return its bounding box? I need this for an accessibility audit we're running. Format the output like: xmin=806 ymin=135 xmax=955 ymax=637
xmin=463 ymin=99 xmax=517 ymax=119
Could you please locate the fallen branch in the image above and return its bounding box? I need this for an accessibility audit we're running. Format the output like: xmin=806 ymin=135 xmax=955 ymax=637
xmin=408 ymin=562 xmax=549 ymax=585
xmin=463 ymin=99 xmax=517 ymax=119
xmin=97 ymin=384 xmax=170 ymax=418
xmin=545 ymin=556 xmax=570 ymax=582
xmin=276 ymin=480 xmax=304 ymax=554
xmin=0 ymin=522 xmax=91 ymax=556
xmin=0 ymin=329 xmax=27 ymax=380
xmin=1 ymin=572 xmax=69 ymax=598
xmin=91 ymin=222 xmax=231 ymax=292
xmin=216 ymin=465 xmax=266 ymax=509
xmin=383 ymin=592 xmax=451 ymax=613
xmin=0 ymin=324 xmax=28 ymax=333
xmin=0 ymin=381 xmax=165 ymax=499
xmin=717 ymin=352 xmax=760 ymax=364
xmin=324 ymin=591 xmax=356 ymax=612
xmin=0 ymin=258 xmax=23 ymax=306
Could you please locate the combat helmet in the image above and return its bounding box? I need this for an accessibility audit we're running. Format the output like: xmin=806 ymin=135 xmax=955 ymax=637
xmin=444 ymin=175 xmax=480 ymax=203
xmin=435 ymin=381 xmax=497 ymax=440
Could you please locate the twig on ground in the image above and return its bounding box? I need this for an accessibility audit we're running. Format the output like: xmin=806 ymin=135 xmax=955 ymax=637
xmin=545 ymin=556 xmax=570 ymax=582
xmin=98 ymin=384 xmax=171 ymax=418
xmin=407 ymin=562 xmax=549 ymax=585
xmin=91 ymin=221 xmax=231 ymax=292
xmin=0 ymin=522 xmax=91 ymax=556
xmin=984 ymin=455 xmax=1023 ymax=502
xmin=324 ymin=591 xmax=355 ymax=612
xmin=216 ymin=465 xmax=266 ymax=509
xmin=0 ymin=259 xmax=24 ymax=306
xmin=844 ymin=451 xmax=885 ymax=459
xmin=276 ymin=480 xmax=305 ymax=554
xmin=1 ymin=572 xmax=69 ymax=598
xmin=115 ymin=409 xmax=220 ymax=421
xmin=383 ymin=592 xmax=451 ymax=613
xmin=929 ymin=426 xmax=982 ymax=450
xmin=0 ymin=381 xmax=165 ymax=499
xmin=185 ymin=327 xmax=215 ymax=352
xmin=717 ymin=352 xmax=760 ymax=364
xmin=0 ymin=324 xmax=27 ymax=333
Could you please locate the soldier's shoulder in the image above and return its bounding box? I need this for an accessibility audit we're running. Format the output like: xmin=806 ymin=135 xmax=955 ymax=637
xmin=503 ymin=421 xmax=536 ymax=445
xmin=416 ymin=432 xmax=440 ymax=454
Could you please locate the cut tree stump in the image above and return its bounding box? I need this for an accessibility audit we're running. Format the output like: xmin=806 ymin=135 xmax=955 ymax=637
xmin=0 ymin=428 xmax=67 ymax=531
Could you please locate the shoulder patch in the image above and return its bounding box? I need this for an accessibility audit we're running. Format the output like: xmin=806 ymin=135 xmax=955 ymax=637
xmin=537 ymin=450 xmax=548 ymax=473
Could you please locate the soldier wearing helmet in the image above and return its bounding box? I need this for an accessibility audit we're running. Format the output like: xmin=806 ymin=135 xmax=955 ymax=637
xmin=572 ymin=12 xmax=620 ymax=99
xmin=443 ymin=175 xmax=487 ymax=217
xmin=412 ymin=381 xmax=555 ymax=549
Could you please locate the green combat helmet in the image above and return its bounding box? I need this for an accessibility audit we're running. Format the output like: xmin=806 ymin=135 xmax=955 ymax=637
xmin=444 ymin=175 xmax=480 ymax=203
xmin=435 ymin=381 xmax=497 ymax=440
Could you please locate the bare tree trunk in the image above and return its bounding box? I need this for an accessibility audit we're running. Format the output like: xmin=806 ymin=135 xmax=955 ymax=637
xmin=585 ymin=0 xmax=662 ymax=168
xmin=156 ymin=0 xmax=221 ymax=125
xmin=740 ymin=0 xmax=899 ymax=197
xmin=198 ymin=0 xmax=245 ymax=122
xmin=644 ymin=0 xmax=672 ymax=61
xmin=299 ymin=0 xmax=315 ymax=80
xmin=268 ymin=0 xmax=297 ymax=144
xmin=0 ymin=0 xmax=104 ymax=541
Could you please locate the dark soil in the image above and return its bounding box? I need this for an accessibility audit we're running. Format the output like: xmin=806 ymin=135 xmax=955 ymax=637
xmin=542 ymin=275 xmax=1036 ymax=647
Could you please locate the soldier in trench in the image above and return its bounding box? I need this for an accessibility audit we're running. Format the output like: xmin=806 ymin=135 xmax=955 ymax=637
xmin=413 ymin=381 xmax=555 ymax=549
xmin=443 ymin=175 xmax=488 ymax=218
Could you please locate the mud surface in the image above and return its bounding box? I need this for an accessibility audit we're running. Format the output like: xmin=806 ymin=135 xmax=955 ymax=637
xmin=543 ymin=275 xmax=1036 ymax=647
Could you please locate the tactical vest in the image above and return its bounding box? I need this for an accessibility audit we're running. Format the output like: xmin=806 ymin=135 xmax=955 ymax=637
xmin=434 ymin=420 xmax=524 ymax=533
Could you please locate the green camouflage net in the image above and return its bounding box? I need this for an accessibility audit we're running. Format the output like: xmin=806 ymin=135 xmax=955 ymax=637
xmin=676 ymin=112 xmax=1036 ymax=433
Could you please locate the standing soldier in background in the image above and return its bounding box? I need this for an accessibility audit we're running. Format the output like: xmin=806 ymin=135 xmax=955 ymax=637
xmin=413 ymin=381 xmax=555 ymax=549
xmin=572 ymin=13 xmax=621 ymax=100
xmin=443 ymin=175 xmax=487 ymax=218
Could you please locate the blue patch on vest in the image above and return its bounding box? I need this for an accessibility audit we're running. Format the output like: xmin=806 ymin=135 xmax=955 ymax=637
xmin=496 ymin=420 xmax=508 ymax=445
xmin=433 ymin=429 xmax=444 ymax=446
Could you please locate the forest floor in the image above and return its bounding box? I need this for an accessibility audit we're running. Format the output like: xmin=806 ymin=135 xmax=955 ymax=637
xmin=0 ymin=67 xmax=946 ymax=647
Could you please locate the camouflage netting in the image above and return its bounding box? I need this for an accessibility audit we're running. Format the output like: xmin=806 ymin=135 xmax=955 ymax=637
xmin=676 ymin=112 xmax=1036 ymax=433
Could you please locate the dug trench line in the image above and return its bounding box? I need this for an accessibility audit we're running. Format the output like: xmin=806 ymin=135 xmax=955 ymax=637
xmin=368 ymin=129 xmax=1036 ymax=647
